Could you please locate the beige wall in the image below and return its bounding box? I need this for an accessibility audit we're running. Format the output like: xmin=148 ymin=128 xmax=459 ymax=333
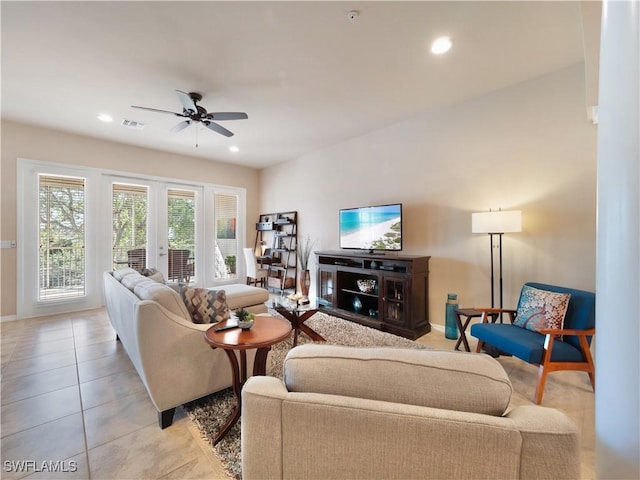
xmin=0 ymin=121 xmax=260 ymax=317
xmin=259 ymin=64 xmax=597 ymax=329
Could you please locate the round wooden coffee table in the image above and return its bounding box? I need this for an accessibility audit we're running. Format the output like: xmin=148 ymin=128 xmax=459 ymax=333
xmin=203 ymin=315 xmax=291 ymax=445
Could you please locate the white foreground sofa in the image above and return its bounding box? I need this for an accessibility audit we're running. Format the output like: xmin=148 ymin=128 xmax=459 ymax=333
xmin=103 ymin=268 xmax=268 ymax=427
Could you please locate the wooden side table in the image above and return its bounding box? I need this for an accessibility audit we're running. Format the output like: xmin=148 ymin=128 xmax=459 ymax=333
xmin=203 ymin=315 xmax=291 ymax=445
xmin=454 ymin=308 xmax=499 ymax=352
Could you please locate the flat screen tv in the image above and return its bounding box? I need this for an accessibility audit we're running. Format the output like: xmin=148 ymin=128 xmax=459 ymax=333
xmin=339 ymin=203 xmax=403 ymax=252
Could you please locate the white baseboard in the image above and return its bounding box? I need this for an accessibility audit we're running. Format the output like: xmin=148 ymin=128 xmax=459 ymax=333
xmin=1 ymin=315 xmax=18 ymax=323
xmin=430 ymin=323 xmax=444 ymax=333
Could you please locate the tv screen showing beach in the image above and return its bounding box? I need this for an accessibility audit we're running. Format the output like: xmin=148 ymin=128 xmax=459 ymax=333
xmin=339 ymin=204 xmax=402 ymax=251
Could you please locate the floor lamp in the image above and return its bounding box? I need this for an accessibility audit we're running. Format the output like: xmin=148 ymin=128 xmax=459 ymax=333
xmin=472 ymin=210 xmax=522 ymax=309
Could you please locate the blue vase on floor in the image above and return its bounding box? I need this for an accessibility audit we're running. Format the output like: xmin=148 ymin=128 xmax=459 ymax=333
xmin=445 ymin=293 xmax=459 ymax=340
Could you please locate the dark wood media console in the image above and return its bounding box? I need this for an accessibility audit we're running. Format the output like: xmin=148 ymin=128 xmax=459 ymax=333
xmin=315 ymin=251 xmax=431 ymax=340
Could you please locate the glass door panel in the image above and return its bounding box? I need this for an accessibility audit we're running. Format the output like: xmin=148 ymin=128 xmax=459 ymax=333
xmin=214 ymin=193 xmax=238 ymax=281
xmin=38 ymin=175 xmax=86 ymax=301
xmin=111 ymin=183 xmax=149 ymax=271
xmin=167 ymin=188 xmax=196 ymax=284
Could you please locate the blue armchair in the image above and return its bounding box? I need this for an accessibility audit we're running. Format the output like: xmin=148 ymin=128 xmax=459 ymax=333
xmin=470 ymin=282 xmax=595 ymax=404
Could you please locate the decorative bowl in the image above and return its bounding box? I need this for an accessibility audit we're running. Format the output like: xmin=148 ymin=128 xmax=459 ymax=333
xmin=238 ymin=319 xmax=254 ymax=330
xmin=357 ymin=279 xmax=377 ymax=293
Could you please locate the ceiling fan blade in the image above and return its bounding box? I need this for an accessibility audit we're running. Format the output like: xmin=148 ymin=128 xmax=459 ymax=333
xmin=131 ymin=105 xmax=184 ymax=116
xmin=171 ymin=120 xmax=192 ymax=133
xmin=176 ymin=90 xmax=197 ymax=114
xmin=207 ymin=112 xmax=248 ymax=121
xmin=204 ymin=121 xmax=234 ymax=137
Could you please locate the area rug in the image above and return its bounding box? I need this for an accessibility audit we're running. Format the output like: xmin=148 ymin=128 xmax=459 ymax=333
xmin=184 ymin=310 xmax=428 ymax=479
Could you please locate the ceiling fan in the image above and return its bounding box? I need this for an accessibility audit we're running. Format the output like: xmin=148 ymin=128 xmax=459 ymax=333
xmin=131 ymin=90 xmax=248 ymax=137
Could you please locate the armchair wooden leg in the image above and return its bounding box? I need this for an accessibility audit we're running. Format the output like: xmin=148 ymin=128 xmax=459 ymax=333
xmin=535 ymin=365 xmax=548 ymax=404
xmin=475 ymin=339 xmax=484 ymax=353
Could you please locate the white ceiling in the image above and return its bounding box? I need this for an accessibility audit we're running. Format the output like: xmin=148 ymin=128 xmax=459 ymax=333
xmin=2 ymin=1 xmax=587 ymax=169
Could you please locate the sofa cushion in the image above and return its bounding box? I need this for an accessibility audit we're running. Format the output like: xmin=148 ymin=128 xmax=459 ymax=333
xmin=513 ymin=285 xmax=570 ymax=333
xmin=284 ymin=345 xmax=512 ymax=416
xmin=221 ymin=284 xmax=269 ymax=310
xmin=141 ymin=268 xmax=165 ymax=283
xmin=181 ymin=287 xmax=230 ymax=324
xmin=134 ymin=281 xmax=191 ymax=320
xmin=113 ymin=267 xmax=139 ymax=281
xmin=122 ymin=274 xmax=155 ymax=291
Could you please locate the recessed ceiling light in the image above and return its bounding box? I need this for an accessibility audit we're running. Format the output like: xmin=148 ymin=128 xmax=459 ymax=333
xmin=430 ymin=36 xmax=452 ymax=55
xmin=97 ymin=113 xmax=113 ymax=123
xmin=229 ymin=146 xmax=239 ymax=153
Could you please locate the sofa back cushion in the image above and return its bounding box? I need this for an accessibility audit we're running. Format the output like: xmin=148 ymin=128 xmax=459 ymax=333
xmin=113 ymin=267 xmax=138 ymax=281
xmin=284 ymin=345 xmax=512 ymax=416
xmin=133 ymin=281 xmax=191 ymax=320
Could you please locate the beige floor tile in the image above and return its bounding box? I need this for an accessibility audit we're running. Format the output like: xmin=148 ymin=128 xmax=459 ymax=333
xmin=160 ymin=452 xmax=231 ymax=479
xmin=1 ymin=365 xmax=78 ymax=405
xmin=0 ymin=413 xmax=85 ymax=480
xmin=0 ymin=386 xmax=82 ymax=437
xmin=22 ymin=453 xmax=89 ymax=480
xmin=10 ymin=337 xmax=76 ymax=361
xmin=76 ymin=351 xmax=135 ymax=383
xmin=73 ymin=328 xmax=119 ymax=347
xmin=88 ymin=422 xmax=204 ymax=479
xmin=83 ymin=389 xmax=158 ymax=449
xmin=16 ymin=327 xmax=74 ymax=345
xmin=74 ymin=339 xmax=121 ymax=364
xmin=79 ymin=368 xmax=148 ymax=410
xmin=1 ymin=350 xmax=77 ymax=380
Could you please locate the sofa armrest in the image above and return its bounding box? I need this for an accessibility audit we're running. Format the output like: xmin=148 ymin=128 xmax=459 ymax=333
xmin=283 ymin=344 xmax=512 ymax=416
xmin=506 ymin=405 xmax=581 ymax=479
xmin=242 ymin=377 xmax=289 ymax=479
xmin=134 ymin=301 xmax=241 ymax=411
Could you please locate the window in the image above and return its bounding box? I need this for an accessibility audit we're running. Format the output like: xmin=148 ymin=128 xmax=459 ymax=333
xmin=38 ymin=175 xmax=85 ymax=300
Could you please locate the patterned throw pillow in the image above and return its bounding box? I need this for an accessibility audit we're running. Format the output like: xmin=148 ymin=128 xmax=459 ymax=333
xmin=181 ymin=287 xmax=230 ymax=324
xmin=514 ymin=285 xmax=571 ymax=333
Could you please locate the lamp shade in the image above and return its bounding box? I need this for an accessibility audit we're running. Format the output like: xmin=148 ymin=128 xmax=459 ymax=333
xmin=472 ymin=210 xmax=522 ymax=234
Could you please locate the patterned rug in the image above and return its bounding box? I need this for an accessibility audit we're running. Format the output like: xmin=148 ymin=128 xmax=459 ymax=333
xmin=184 ymin=310 xmax=428 ymax=479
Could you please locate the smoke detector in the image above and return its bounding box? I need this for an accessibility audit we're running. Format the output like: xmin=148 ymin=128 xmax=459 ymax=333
xmin=347 ymin=10 xmax=359 ymax=23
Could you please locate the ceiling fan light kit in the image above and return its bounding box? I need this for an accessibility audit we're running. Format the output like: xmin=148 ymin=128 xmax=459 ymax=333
xmin=131 ymin=90 xmax=248 ymax=137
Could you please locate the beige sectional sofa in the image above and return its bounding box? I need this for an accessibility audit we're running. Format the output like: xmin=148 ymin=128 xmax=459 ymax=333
xmin=103 ymin=268 xmax=269 ymax=427
xmin=242 ymin=344 xmax=581 ymax=479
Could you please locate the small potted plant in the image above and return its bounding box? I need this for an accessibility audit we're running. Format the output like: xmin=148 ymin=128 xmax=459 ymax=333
xmin=235 ymin=307 xmax=255 ymax=330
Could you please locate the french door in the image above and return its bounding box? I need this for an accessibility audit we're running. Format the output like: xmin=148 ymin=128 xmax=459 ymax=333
xmin=18 ymin=159 xmax=244 ymax=319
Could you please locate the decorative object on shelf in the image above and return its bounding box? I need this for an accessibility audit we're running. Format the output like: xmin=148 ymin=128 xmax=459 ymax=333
xmin=299 ymin=270 xmax=311 ymax=298
xmin=356 ymin=278 xmax=377 ymax=293
xmin=472 ymin=209 xmax=522 ymax=310
xmin=235 ymin=307 xmax=255 ymax=330
xmin=445 ymin=293 xmax=459 ymax=339
xmin=297 ymin=235 xmax=316 ymax=300
xmin=370 ymin=260 xmax=379 ymax=270
xmin=352 ymin=295 xmax=363 ymax=313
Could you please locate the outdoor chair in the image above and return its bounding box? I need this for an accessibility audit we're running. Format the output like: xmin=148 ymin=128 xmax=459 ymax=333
xmin=470 ymin=282 xmax=596 ymax=404
xmin=127 ymin=248 xmax=146 ymax=272
xmin=168 ymin=249 xmax=194 ymax=283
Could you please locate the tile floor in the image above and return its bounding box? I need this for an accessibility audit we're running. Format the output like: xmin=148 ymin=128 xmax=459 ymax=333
xmin=1 ymin=308 xmax=595 ymax=479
